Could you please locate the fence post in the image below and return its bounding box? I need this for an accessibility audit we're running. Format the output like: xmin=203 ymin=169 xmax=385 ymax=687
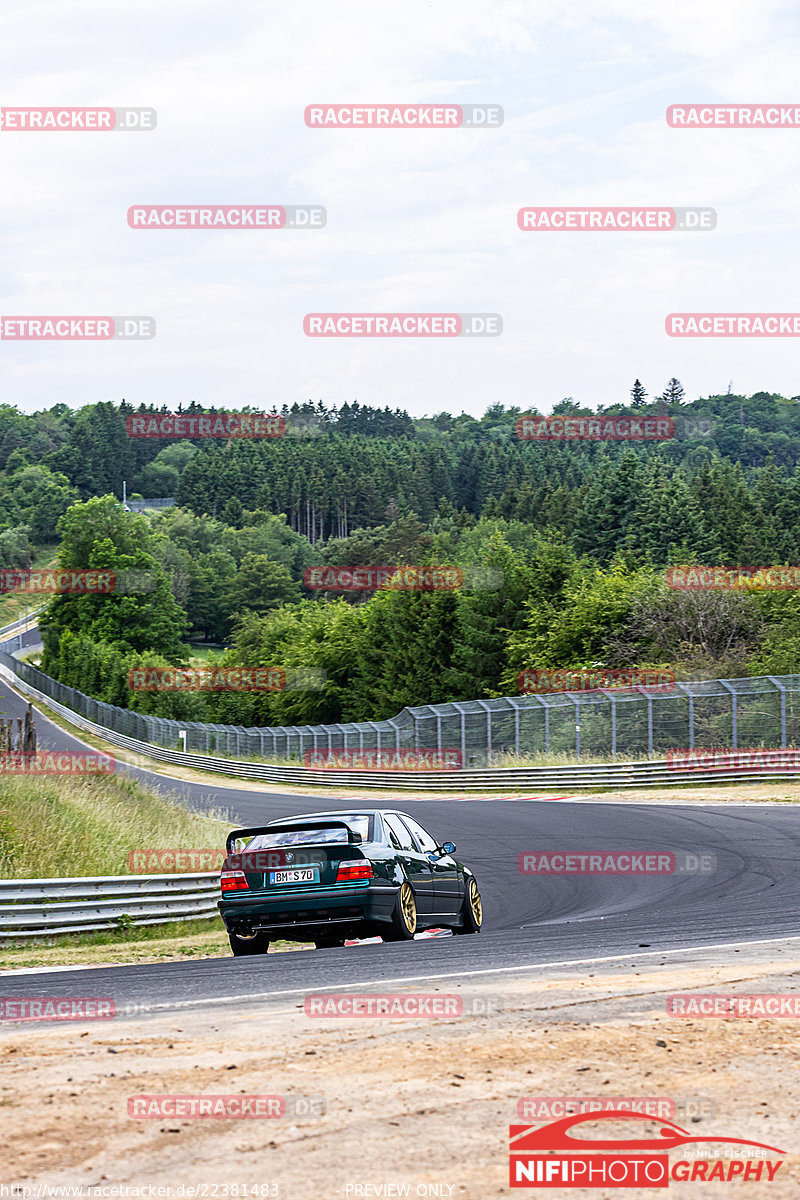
xmin=476 ymin=700 xmax=492 ymax=765
xmin=766 ymin=677 xmax=787 ymax=747
xmin=720 ymin=681 xmax=737 ymax=748
xmin=599 ymin=690 xmax=617 ymax=756
xmin=452 ymin=702 xmax=467 ymax=766
xmin=637 ymin=687 xmax=654 ymax=756
xmin=509 ymin=698 xmax=521 ymax=757
xmin=675 ymin=683 xmax=693 ymax=751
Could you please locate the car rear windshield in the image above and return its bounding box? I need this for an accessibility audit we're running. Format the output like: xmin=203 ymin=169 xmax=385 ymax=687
xmin=246 ymin=815 xmax=373 ymax=848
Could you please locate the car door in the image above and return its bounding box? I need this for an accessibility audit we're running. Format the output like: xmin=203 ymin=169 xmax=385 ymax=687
xmin=398 ymin=814 xmax=463 ymax=920
xmin=382 ymin=813 xmax=436 ymax=920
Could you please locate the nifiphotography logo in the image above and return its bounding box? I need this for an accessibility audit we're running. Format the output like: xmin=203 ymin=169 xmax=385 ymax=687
xmin=508 ymin=1111 xmax=785 ymax=1187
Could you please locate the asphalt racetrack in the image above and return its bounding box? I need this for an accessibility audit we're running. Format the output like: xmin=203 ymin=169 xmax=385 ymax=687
xmin=1 ymin=663 xmax=798 ymax=1013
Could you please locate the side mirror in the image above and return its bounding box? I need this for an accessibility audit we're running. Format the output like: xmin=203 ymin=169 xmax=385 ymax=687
xmin=439 ymin=841 xmax=456 ymax=856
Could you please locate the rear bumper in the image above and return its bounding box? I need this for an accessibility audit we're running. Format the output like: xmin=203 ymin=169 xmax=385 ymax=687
xmin=218 ymin=882 xmax=397 ymax=935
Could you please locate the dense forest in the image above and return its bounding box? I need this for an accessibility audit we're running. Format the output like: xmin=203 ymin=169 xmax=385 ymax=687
xmin=8 ymin=384 xmax=800 ymax=726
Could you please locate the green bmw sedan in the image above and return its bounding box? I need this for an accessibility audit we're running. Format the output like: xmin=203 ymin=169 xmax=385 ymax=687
xmin=218 ymin=808 xmax=483 ymax=955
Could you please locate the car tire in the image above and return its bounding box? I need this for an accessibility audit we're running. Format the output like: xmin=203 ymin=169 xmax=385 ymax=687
xmin=384 ymin=881 xmax=417 ymax=941
xmin=453 ymin=877 xmax=482 ymax=934
xmin=228 ymin=930 xmax=271 ymax=956
xmin=314 ymin=934 xmax=347 ymax=949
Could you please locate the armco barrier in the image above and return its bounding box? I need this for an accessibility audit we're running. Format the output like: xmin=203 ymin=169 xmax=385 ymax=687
xmin=0 ymin=607 xmax=44 ymax=642
xmin=3 ymin=638 xmax=800 ymax=765
xmin=0 ymin=873 xmax=219 ymax=938
xmin=1 ymin=656 xmax=800 ymax=789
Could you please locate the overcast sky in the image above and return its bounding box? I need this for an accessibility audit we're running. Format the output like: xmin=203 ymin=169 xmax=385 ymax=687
xmin=2 ymin=0 xmax=800 ymax=418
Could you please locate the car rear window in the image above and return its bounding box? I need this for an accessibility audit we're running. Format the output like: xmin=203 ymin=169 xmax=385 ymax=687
xmin=247 ymin=815 xmax=372 ymax=848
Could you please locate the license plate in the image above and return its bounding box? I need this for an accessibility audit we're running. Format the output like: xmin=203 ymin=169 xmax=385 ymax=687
xmin=269 ymin=867 xmax=319 ymax=885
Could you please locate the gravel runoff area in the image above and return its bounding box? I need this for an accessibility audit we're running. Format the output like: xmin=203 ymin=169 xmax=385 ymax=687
xmin=1 ymin=939 xmax=798 ymax=1197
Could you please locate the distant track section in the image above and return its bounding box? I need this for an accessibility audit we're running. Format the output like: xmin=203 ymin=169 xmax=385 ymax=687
xmin=1 ymin=658 xmax=798 ymax=791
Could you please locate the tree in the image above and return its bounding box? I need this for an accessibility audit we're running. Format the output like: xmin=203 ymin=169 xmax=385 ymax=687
xmin=186 ymin=549 xmax=237 ymax=640
xmin=227 ymin=555 xmax=302 ymax=618
xmin=660 ymin=377 xmax=685 ymax=405
xmin=0 ymin=463 xmax=79 ymax=542
xmin=40 ymin=496 xmax=189 ymax=673
xmin=504 ymin=563 xmax=660 ymax=681
xmin=0 ymin=525 xmax=33 ymax=569
xmin=571 ymin=450 xmax=645 ymax=564
xmin=630 ymin=380 xmax=647 ymax=407
xmin=447 ymin=532 xmax=533 ymax=698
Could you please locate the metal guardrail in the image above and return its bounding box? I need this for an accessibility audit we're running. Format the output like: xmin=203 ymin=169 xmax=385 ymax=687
xmin=1 ymin=658 xmax=799 ymax=790
xmin=0 ymin=607 xmax=44 ymax=643
xmin=0 ymin=872 xmax=220 ymax=938
xmin=7 ymin=619 xmax=800 ymax=763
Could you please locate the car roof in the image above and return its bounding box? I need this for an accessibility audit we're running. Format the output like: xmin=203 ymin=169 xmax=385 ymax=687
xmin=266 ymin=809 xmax=410 ymax=825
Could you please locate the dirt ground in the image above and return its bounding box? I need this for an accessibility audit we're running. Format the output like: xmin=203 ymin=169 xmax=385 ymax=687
xmin=2 ymin=942 xmax=799 ymax=1198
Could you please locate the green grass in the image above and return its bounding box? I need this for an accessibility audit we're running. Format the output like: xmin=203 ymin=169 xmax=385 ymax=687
xmin=186 ymin=644 xmax=231 ymax=666
xmin=0 ymin=773 xmax=233 ymax=965
xmin=0 ymin=544 xmax=59 ymax=626
xmin=0 ymin=771 xmax=233 ymax=878
xmin=0 ymin=917 xmax=310 ymax=968
xmin=0 ymin=772 xmax=314 ymax=966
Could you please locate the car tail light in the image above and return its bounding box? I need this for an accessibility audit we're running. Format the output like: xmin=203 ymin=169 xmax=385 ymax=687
xmin=221 ymin=869 xmax=249 ymax=893
xmin=336 ymin=860 xmax=374 ymax=882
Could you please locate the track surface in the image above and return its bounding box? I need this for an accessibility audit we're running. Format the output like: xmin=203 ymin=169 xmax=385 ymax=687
xmin=2 ymin=642 xmax=799 ymax=1012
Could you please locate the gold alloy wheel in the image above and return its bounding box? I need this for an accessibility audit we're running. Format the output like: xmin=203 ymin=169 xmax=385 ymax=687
xmin=400 ymin=882 xmax=417 ymax=933
xmin=468 ymin=878 xmax=482 ymax=926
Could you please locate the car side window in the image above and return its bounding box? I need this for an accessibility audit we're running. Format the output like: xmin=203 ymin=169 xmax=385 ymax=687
xmin=398 ymin=815 xmax=439 ymax=854
xmin=383 ymin=814 xmax=417 ymax=852
xmin=383 ymin=820 xmax=403 ymax=851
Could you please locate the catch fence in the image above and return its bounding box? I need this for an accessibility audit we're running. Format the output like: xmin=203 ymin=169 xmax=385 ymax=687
xmin=1 ymin=651 xmax=798 ymax=763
